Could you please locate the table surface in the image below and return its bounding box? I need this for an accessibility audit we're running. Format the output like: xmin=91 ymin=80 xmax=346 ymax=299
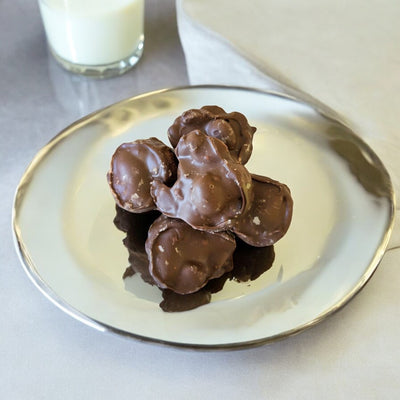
xmin=1 ymin=1 xmax=399 ymax=399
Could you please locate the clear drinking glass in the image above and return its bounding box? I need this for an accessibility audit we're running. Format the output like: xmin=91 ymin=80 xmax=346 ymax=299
xmin=38 ymin=0 xmax=144 ymax=78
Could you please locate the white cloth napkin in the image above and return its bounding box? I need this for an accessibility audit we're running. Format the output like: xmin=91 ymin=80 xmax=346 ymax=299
xmin=176 ymin=1 xmax=400 ymax=397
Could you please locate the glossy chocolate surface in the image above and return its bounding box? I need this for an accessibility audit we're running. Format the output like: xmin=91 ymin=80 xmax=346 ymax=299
xmin=145 ymin=215 xmax=236 ymax=294
xmin=232 ymin=174 xmax=293 ymax=247
xmin=151 ymin=130 xmax=253 ymax=231
xmin=108 ymin=107 xmax=293 ymax=311
xmin=108 ymin=137 xmax=177 ymax=213
xmin=168 ymin=105 xmax=256 ymax=164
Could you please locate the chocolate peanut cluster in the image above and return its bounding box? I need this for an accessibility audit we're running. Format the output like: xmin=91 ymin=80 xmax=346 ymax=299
xmin=108 ymin=106 xmax=293 ymax=303
xmin=168 ymin=105 xmax=256 ymax=165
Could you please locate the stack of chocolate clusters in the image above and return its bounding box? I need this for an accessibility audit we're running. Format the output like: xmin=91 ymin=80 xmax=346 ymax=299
xmin=108 ymin=106 xmax=293 ymax=307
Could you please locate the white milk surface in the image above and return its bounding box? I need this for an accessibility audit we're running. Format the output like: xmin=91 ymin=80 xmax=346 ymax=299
xmin=39 ymin=0 xmax=144 ymax=65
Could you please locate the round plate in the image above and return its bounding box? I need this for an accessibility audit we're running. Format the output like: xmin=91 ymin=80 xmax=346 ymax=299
xmin=13 ymin=86 xmax=395 ymax=350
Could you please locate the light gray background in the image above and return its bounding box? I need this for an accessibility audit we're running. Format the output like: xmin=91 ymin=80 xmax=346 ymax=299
xmin=1 ymin=1 xmax=399 ymax=399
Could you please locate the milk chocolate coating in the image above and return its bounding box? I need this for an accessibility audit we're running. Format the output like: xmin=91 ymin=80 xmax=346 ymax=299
xmin=168 ymin=105 xmax=256 ymax=164
xmin=145 ymin=215 xmax=236 ymax=295
xmin=232 ymin=174 xmax=293 ymax=247
xmin=107 ymin=138 xmax=177 ymax=213
xmin=151 ymin=130 xmax=253 ymax=232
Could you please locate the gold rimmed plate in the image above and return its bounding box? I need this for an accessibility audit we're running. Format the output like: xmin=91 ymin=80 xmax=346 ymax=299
xmin=12 ymin=85 xmax=395 ymax=350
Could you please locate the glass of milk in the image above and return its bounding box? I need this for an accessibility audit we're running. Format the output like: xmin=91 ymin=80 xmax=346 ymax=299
xmin=38 ymin=0 xmax=145 ymax=78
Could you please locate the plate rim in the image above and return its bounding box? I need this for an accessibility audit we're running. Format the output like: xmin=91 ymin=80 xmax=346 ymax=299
xmin=12 ymin=84 xmax=396 ymax=351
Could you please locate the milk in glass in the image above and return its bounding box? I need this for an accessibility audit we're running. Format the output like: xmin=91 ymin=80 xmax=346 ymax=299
xmin=38 ymin=0 xmax=144 ymax=77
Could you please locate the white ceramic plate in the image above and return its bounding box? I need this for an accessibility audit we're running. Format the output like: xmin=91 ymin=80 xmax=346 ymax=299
xmin=13 ymin=86 xmax=395 ymax=349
